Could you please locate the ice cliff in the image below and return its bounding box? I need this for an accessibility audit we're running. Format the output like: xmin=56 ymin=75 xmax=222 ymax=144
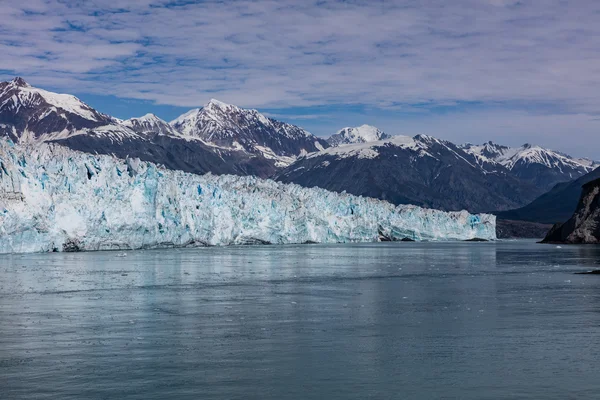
xmin=0 ymin=139 xmax=496 ymax=253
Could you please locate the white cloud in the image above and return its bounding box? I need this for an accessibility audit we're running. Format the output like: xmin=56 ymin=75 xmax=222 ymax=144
xmin=0 ymin=0 xmax=599 ymax=156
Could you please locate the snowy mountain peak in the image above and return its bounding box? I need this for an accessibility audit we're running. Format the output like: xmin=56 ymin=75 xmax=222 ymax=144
xmin=205 ymin=98 xmax=235 ymax=110
xmin=0 ymin=79 xmax=144 ymax=144
xmin=328 ymin=124 xmax=390 ymax=146
xmin=169 ymin=108 xmax=200 ymax=129
xmin=138 ymin=113 xmax=160 ymax=121
xmin=9 ymin=77 xmax=30 ymax=88
xmin=413 ymin=133 xmax=439 ymax=143
xmin=169 ymin=100 xmax=328 ymax=162
xmin=461 ymin=141 xmax=599 ymax=189
xmin=122 ymin=113 xmax=180 ymax=138
xmin=0 ymin=78 xmax=103 ymax=123
xmin=462 ymin=141 xmax=509 ymax=160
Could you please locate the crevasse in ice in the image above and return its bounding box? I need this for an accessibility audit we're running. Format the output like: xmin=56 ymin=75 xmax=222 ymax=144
xmin=0 ymin=139 xmax=496 ymax=253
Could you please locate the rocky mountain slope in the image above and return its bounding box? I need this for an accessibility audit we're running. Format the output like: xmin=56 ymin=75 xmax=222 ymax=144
xmin=0 ymin=78 xmax=325 ymax=178
xmin=541 ymin=177 xmax=600 ymax=244
xmin=462 ymin=141 xmax=598 ymax=191
xmin=170 ymin=99 xmax=328 ymax=167
xmin=122 ymin=113 xmax=183 ymax=138
xmin=0 ymin=77 xmax=138 ymax=144
xmin=276 ymin=134 xmax=542 ymax=213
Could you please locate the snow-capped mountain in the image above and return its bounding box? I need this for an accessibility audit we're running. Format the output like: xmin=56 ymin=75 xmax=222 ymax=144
xmin=122 ymin=113 xmax=183 ymax=138
xmin=0 ymin=137 xmax=495 ymax=253
xmin=461 ymin=141 xmax=599 ymax=190
xmin=0 ymin=79 xmax=295 ymax=178
xmin=1 ymin=77 xmax=594 ymax=220
xmin=0 ymin=77 xmax=141 ymax=144
xmin=170 ymin=99 xmax=329 ymax=166
xmin=277 ymin=134 xmax=543 ymax=213
xmin=327 ymin=124 xmax=391 ymax=146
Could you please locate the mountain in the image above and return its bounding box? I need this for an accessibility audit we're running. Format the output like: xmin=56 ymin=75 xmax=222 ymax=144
xmin=170 ymin=99 xmax=329 ymax=167
xmin=461 ymin=141 xmax=598 ymax=191
xmin=0 ymin=77 xmax=140 ymax=144
xmin=0 ymin=78 xmax=301 ymax=178
xmin=327 ymin=124 xmax=390 ymax=146
xmin=276 ymin=134 xmax=542 ymax=213
xmin=541 ymin=177 xmax=600 ymax=244
xmin=496 ymin=167 xmax=600 ymax=224
xmin=122 ymin=113 xmax=183 ymax=138
xmin=2 ymin=77 xmax=592 ymax=220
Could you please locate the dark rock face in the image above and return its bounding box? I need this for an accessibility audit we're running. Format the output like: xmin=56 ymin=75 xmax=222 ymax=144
xmin=498 ymin=167 xmax=600 ymax=224
xmin=541 ymin=178 xmax=600 ymax=244
xmin=53 ymin=133 xmax=276 ymax=178
xmin=277 ymin=135 xmax=541 ymax=213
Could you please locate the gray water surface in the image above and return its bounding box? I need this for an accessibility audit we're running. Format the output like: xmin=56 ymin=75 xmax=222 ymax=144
xmin=1 ymin=240 xmax=600 ymax=399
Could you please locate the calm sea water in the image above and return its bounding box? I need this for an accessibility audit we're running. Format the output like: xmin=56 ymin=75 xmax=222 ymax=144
xmin=1 ymin=240 xmax=600 ymax=399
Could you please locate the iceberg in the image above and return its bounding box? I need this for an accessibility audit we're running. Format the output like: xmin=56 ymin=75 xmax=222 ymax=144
xmin=0 ymin=139 xmax=496 ymax=253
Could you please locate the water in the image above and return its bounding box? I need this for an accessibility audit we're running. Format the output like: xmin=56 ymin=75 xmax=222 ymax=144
xmin=1 ymin=240 xmax=600 ymax=399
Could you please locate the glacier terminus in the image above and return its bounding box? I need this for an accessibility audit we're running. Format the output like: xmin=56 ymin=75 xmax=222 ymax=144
xmin=0 ymin=139 xmax=496 ymax=254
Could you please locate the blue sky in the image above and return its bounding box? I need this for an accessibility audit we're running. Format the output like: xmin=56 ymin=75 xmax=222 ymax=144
xmin=1 ymin=0 xmax=600 ymax=157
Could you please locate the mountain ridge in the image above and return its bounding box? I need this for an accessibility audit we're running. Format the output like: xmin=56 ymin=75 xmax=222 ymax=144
xmin=276 ymin=134 xmax=542 ymax=213
xmin=1 ymin=77 xmax=595 ymax=222
xmin=461 ymin=141 xmax=598 ymax=190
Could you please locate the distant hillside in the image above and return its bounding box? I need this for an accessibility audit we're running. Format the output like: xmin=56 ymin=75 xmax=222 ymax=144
xmin=496 ymin=167 xmax=600 ymax=224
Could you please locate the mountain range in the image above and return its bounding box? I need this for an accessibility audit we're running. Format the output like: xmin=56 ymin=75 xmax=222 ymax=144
xmin=1 ymin=77 xmax=597 ymax=225
xmin=461 ymin=141 xmax=597 ymax=191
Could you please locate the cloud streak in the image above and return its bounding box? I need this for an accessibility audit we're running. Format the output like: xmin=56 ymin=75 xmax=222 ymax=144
xmin=0 ymin=0 xmax=599 ymax=156
xmin=1 ymin=0 xmax=599 ymax=108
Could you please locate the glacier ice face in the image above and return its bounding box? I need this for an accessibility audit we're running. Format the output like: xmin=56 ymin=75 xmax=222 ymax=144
xmin=0 ymin=139 xmax=496 ymax=253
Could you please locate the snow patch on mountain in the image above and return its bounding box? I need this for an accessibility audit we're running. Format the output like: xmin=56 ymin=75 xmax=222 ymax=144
xmin=307 ymin=135 xmax=435 ymax=160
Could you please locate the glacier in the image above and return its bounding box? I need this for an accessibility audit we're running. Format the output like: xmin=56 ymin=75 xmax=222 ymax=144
xmin=0 ymin=139 xmax=495 ymax=254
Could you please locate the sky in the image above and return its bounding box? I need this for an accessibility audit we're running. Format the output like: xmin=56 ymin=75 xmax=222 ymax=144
xmin=1 ymin=0 xmax=599 ymax=158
